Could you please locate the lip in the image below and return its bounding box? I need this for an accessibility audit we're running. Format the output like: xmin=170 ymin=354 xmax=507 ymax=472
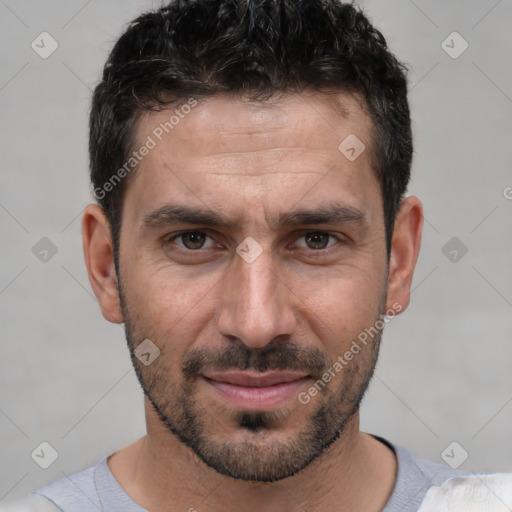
xmin=202 ymin=371 xmax=310 ymax=410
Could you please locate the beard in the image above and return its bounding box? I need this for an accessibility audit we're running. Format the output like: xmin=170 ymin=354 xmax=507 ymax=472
xmin=118 ymin=275 xmax=386 ymax=483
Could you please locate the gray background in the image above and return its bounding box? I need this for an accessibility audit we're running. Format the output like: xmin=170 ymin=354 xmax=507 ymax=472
xmin=1 ymin=0 xmax=511 ymax=504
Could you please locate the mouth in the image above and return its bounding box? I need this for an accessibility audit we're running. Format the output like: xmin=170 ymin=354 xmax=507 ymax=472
xmin=201 ymin=370 xmax=310 ymax=410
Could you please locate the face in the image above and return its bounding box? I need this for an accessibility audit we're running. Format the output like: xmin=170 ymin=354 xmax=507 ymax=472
xmin=112 ymin=92 xmax=396 ymax=481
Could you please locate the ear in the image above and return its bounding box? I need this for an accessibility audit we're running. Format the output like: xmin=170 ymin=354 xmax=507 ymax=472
xmin=82 ymin=204 xmax=123 ymax=324
xmin=385 ymin=196 xmax=423 ymax=314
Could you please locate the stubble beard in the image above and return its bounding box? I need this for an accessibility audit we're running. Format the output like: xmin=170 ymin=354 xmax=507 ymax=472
xmin=118 ymin=276 xmax=385 ymax=482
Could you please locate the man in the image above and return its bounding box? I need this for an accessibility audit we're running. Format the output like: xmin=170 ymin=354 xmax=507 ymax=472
xmin=4 ymin=1 xmax=511 ymax=511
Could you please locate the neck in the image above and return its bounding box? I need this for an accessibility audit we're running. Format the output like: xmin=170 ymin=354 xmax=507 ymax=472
xmin=108 ymin=398 xmax=397 ymax=512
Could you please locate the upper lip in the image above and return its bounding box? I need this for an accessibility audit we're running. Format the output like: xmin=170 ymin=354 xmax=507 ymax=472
xmin=203 ymin=370 xmax=309 ymax=387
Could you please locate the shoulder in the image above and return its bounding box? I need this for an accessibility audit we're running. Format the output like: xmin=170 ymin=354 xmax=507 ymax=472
xmin=0 ymin=495 xmax=61 ymax=512
xmin=418 ymin=472 xmax=512 ymax=511
xmin=382 ymin=441 xmax=471 ymax=511
xmin=377 ymin=436 xmax=512 ymax=512
xmin=1 ymin=459 xmax=104 ymax=512
xmin=35 ymin=464 xmax=100 ymax=512
xmin=6 ymin=455 xmax=145 ymax=512
xmin=394 ymin=443 xmax=471 ymax=486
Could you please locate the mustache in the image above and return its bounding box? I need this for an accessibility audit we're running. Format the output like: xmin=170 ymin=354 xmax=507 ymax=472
xmin=181 ymin=341 xmax=329 ymax=379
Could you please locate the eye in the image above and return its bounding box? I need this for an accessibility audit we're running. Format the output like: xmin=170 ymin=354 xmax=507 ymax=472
xmin=167 ymin=231 xmax=216 ymax=250
xmin=295 ymin=231 xmax=340 ymax=250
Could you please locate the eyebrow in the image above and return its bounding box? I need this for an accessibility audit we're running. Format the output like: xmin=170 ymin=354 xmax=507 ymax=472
xmin=141 ymin=202 xmax=367 ymax=232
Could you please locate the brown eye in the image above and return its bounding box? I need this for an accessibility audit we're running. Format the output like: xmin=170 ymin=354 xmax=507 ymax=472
xmin=168 ymin=231 xmax=215 ymax=250
xmin=180 ymin=232 xmax=206 ymax=249
xmin=303 ymin=232 xmax=333 ymax=250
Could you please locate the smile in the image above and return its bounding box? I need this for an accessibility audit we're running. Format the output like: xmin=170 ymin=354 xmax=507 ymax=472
xmin=202 ymin=370 xmax=310 ymax=410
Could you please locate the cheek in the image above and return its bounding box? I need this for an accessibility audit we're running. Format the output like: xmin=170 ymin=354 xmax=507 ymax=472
xmin=128 ymin=258 xmax=210 ymax=311
xmin=297 ymin=264 xmax=379 ymax=311
xmin=293 ymin=267 xmax=384 ymax=355
xmin=124 ymin=265 xmax=221 ymax=349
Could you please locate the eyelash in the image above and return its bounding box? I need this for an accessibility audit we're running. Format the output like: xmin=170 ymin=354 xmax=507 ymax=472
xmin=165 ymin=230 xmax=345 ymax=253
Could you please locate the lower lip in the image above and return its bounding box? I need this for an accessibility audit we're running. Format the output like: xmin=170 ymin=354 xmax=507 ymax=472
xmin=203 ymin=377 xmax=310 ymax=410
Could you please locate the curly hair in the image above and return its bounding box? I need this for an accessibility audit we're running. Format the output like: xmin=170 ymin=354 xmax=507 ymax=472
xmin=89 ymin=0 xmax=412 ymax=263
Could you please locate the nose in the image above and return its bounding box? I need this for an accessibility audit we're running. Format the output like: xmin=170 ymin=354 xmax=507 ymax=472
xmin=216 ymin=245 xmax=298 ymax=349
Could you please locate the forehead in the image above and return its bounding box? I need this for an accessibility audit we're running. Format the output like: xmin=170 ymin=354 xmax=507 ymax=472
xmin=123 ymin=91 xmax=381 ymax=230
xmin=140 ymin=91 xmax=373 ymax=160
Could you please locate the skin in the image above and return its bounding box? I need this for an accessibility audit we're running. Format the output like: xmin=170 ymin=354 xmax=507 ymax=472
xmin=82 ymin=91 xmax=423 ymax=512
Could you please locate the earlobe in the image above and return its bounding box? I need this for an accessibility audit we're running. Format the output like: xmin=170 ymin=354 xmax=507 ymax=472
xmin=385 ymin=196 xmax=423 ymax=314
xmin=82 ymin=204 xmax=124 ymax=324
